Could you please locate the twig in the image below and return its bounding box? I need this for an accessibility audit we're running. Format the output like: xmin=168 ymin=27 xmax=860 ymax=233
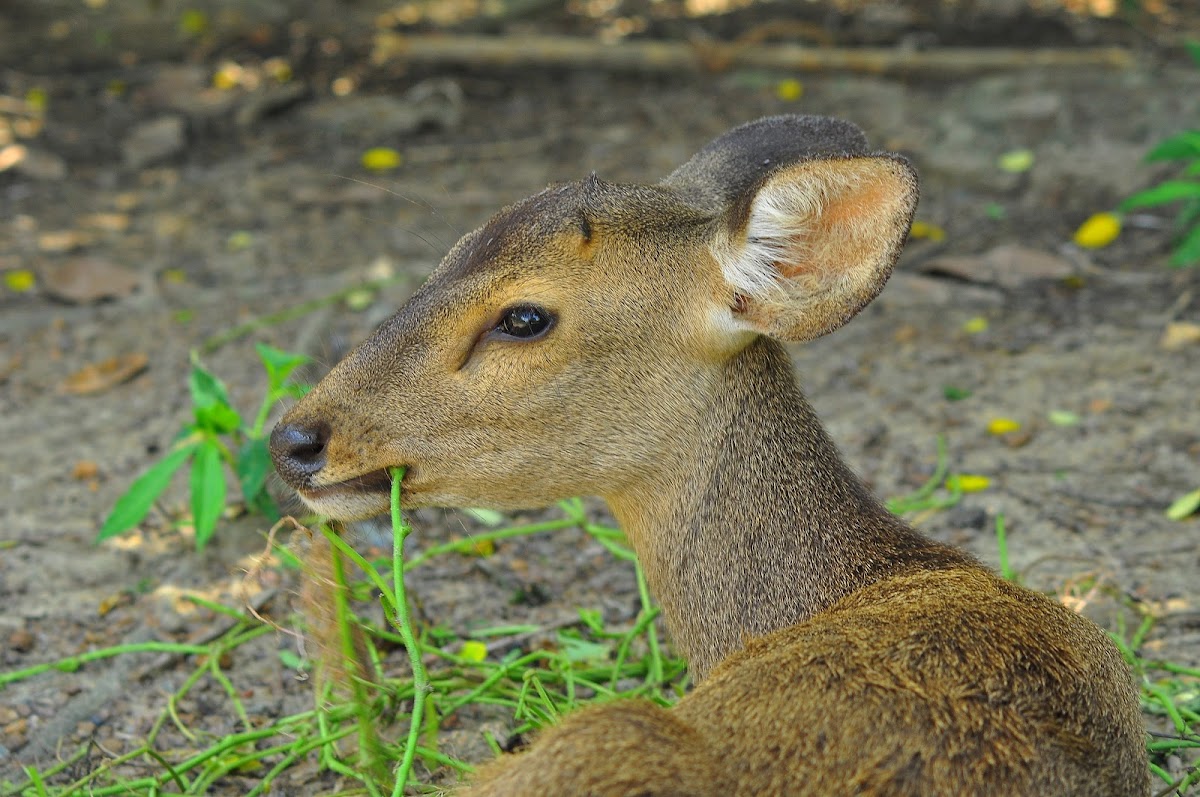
xmin=373 ymin=32 xmax=1134 ymax=77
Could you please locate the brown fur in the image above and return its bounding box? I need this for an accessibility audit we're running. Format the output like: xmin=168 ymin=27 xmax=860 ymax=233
xmin=270 ymin=116 xmax=1148 ymax=795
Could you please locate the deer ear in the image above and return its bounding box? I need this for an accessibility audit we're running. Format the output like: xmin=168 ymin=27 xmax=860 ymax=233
xmin=713 ymin=155 xmax=918 ymax=343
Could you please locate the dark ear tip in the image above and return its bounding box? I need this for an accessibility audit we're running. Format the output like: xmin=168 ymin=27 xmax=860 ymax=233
xmin=661 ymin=115 xmax=878 ymax=213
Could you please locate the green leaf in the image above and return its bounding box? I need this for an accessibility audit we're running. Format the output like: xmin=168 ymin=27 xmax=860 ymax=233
xmin=194 ymin=401 xmax=242 ymax=434
xmin=997 ymin=149 xmax=1034 ymax=174
xmin=1187 ymin=40 xmax=1200 ymax=69
xmin=1048 ymin=410 xmax=1081 ymax=427
xmin=1165 ymin=488 xmax=1200 ymax=521
xmin=236 ymin=437 xmax=273 ymax=506
xmin=464 ymin=507 xmax=505 ymax=526
xmin=1168 ymin=222 xmax=1200 ymax=268
xmin=556 ymin=633 xmax=611 ymax=664
xmin=189 ymin=360 xmax=233 ymax=409
xmin=1121 ymin=180 xmax=1200 ymax=210
xmin=942 ymin=385 xmax=972 ymax=401
xmin=190 ymin=441 xmax=226 ymax=550
xmin=97 ymin=442 xmax=198 ymax=541
xmin=273 ymin=543 xmax=303 ymax=569
xmin=1145 ymin=131 xmax=1200 ymax=163
xmin=256 ymin=343 xmax=311 ymax=392
xmin=577 ymin=608 xmax=604 ymax=633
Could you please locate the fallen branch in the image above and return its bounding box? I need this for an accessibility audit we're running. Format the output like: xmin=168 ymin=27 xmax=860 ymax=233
xmin=372 ymin=32 xmax=1134 ymax=77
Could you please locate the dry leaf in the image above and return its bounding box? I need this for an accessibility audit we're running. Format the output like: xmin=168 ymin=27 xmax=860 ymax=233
xmin=37 ymin=230 xmax=95 ymax=253
xmin=72 ymin=460 xmax=100 ymax=480
xmin=77 ymin=213 xmax=131 ymax=233
xmin=60 ymin=353 xmax=148 ymax=395
xmin=41 ymin=257 xmax=139 ymax=303
xmin=1160 ymin=321 xmax=1200 ymax=351
xmin=919 ymin=244 xmax=1075 ymax=289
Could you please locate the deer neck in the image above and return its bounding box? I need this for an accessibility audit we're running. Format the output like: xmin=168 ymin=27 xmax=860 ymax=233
xmin=606 ymin=337 xmax=968 ymax=681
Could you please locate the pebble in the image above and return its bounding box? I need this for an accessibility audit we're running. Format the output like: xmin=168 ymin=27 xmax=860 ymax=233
xmin=2 ymin=717 xmax=28 ymax=742
xmin=7 ymin=628 xmax=34 ymax=653
xmin=122 ymin=115 xmax=186 ymax=170
xmin=301 ymin=78 xmax=463 ymax=138
xmin=0 ymin=144 xmax=68 ymax=180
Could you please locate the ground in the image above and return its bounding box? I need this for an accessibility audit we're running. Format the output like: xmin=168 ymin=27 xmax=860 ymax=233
xmin=1 ymin=1 xmax=1199 ymax=794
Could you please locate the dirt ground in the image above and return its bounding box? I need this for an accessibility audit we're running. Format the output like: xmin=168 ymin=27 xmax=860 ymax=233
xmin=2 ymin=1 xmax=1199 ymax=794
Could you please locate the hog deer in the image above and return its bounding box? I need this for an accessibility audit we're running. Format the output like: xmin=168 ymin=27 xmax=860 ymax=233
xmin=270 ymin=115 xmax=1148 ymax=795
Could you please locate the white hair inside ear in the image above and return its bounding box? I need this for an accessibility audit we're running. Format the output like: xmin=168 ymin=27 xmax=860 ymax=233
xmin=716 ymin=168 xmax=868 ymax=299
xmin=706 ymin=156 xmax=918 ymax=343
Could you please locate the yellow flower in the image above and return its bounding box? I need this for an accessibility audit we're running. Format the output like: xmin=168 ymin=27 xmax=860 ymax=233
xmin=997 ymin=149 xmax=1034 ymax=174
xmin=1073 ymin=213 xmax=1121 ymax=249
xmin=179 ymin=9 xmax=209 ymax=36
xmin=3 ymin=269 xmax=36 ymax=292
xmin=963 ymin=316 xmax=989 ymax=334
xmin=361 ymin=147 xmax=403 ymax=171
xmin=909 ymin=220 xmax=946 ymax=241
xmin=461 ymin=640 xmax=488 ymax=663
xmin=25 ymin=88 xmax=47 ymax=113
xmin=775 ymin=79 xmax=803 ymax=102
xmin=987 ymin=418 xmax=1022 ymax=435
xmin=212 ymin=63 xmax=241 ymax=90
xmin=947 ymin=474 xmax=990 ymax=493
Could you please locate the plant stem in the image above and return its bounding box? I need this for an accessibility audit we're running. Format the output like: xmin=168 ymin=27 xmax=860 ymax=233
xmin=325 ymin=525 xmax=391 ymax=789
xmin=390 ymin=467 xmax=429 ymax=797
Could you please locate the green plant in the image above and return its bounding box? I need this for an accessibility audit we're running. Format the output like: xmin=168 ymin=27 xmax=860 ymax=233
xmin=1119 ymin=42 xmax=1200 ymax=267
xmin=13 ymin=439 xmax=1199 ymax=794
xmin=96 ymin=343 xmax=310 ymax=550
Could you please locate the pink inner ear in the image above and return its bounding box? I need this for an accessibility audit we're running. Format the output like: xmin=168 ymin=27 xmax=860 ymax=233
xmin=776 ymin=176 xmax=898 ymax=281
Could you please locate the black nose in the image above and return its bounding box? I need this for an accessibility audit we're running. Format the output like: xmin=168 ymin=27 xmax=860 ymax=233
xmin=269 ymin=420 xmax=330 ymax=486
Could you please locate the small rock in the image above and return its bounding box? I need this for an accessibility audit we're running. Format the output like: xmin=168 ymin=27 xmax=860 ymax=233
xmin=234 ymin=81 xmax=309 ymax=129
xmin=41 ymin=257 xmax=139 ymax=303
xmin=143 ymin=64 xmax=235 ymax=121
xmin=883 ymin=272 xmax=1003 ymax=306
xmin=123 ymin=115 xmax=186 ymax=170
xmin=7 ymin=628 xmax=34 ymax=653
xmin=1002 ymin=429 xmax=1034 ymax=448
xmin=3 ymin=717 xmax=28 ymax=741
xmin=1004 ymin=92 xmax=1063 ymax=123
xmin=923 ymin=146 xmax=1022 ymax=192
xmin=0 ymin=144 xmax=68 ymax=180
xmin=37 ymin=230 xmax=95 ymax=253
xmin=77 ymin=212 xmax=131 ymax=233
xmin=301 ymin=78 xmax=463 ymax=138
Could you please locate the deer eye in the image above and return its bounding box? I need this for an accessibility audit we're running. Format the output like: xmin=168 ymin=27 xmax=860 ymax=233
xmin=495 ymin=305 xmax=554 ymax=340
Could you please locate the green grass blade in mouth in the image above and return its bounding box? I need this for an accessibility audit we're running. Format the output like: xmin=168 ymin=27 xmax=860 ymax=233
xmin=389 ymin=466 xmax=429 ymax=797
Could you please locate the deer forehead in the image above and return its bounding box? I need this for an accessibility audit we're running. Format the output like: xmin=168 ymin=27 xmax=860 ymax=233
xmin=427 ymin=178 xmax=716 ymax=296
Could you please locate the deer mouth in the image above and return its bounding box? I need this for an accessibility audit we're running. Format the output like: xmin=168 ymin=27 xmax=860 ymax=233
xmin=301 ymin=468 xmax=397 ymax=501
xmin=290 ymin=467 xmax=414 ymax=521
